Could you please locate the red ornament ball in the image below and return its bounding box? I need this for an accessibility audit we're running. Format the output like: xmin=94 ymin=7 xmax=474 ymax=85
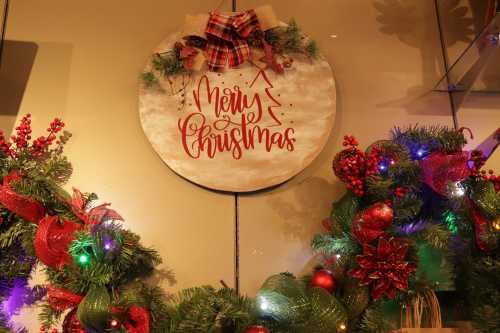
xmin=245 ymin=326 xmax=270 ymax=333
xmin=62 ymin=308 xmax=83 ymax=333
xmin=245 ymin=325 xmax=270 ymax=333
xmin=363 ymin=202 xmax=393 ymax=227
xmin=311 ymin=269 xmax=336 ymax=293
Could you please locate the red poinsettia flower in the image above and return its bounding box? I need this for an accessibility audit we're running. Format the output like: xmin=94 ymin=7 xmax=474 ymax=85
xmin=349 ymin=237 xmax=417 ymax=300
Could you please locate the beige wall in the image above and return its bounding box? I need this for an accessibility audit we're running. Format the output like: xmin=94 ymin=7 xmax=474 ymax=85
xmin=3 ymin=0 xmax=499 ymax=331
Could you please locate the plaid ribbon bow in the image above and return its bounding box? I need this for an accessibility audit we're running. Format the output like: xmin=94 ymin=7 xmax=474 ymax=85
xmin=205 ymin=10 xmax=260 ymax=71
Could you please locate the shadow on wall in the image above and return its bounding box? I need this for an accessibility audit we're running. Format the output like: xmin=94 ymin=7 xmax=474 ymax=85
xmin=268 ymin=177 xmax=342 ymax=244
xmin=0 ymin=40 xmax=38 ymax=132
xmin=372 ymin=0 xmax=474 ymax=116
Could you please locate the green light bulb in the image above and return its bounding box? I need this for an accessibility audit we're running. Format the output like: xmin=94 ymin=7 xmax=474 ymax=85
xmin=78 ymin=253 xmax=89 ymax=265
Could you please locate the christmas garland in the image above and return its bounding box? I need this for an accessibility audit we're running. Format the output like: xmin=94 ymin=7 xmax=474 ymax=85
xmin=141 ymin=10 xmax=319 ymax=90
xmin=0 ymin=116 xmax=498 ymax=333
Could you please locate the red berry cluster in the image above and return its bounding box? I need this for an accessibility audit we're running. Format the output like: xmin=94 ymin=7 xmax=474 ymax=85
xmin=333 ymin=137 xmax=390 ymax=197
xmin=0 ymin=131 xmax=13 ymax=157
xmin=469 ymin=150 xmax=485 ymax=176
xmin=365 ymin=146 xmax=384 ymax=177
xmin=333 ymin=136 xmax=366 ymax=196
xmin=11 ymin=114 xmax=33 ymax=150
xmin=394 ymin=186 xmax=407 ymax=198
xmin=39 ymin=326 xmax=59 ymax=333
xmin=480 ymin=169 xmax=500 ymax=192
xmin=31 ymin=118 xmax=65 ymax=157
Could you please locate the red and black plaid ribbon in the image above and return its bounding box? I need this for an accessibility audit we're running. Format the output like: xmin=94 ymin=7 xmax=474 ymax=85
xmin=205 ymin=10 xmax=260 ymax=71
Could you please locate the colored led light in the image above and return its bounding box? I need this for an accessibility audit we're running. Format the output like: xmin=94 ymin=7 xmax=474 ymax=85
xmin=78 ymin=254 xmax=90 ymax=265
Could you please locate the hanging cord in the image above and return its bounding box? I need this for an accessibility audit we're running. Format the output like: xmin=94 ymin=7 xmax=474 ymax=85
xmin=458 ymin=127 xmax=474 ymax=140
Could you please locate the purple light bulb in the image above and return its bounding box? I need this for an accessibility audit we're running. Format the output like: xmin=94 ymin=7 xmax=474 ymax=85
xmin=104 ymin=241 xmax=113 ymax=251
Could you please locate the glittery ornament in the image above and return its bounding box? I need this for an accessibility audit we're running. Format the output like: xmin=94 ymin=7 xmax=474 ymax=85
xmin=244 ymin=326 xmax=270 ymax=333
xmin=352 ymin=202 xmax=393 ymax=244
xmin=62 ymin=308 xmax=84 ymax=333
xmin=311 ymin=269 xmax=336 ymax=293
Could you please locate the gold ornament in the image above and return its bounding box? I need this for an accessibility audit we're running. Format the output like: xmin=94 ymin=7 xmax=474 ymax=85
xmin=492 ymin=218 xmax=500 ymax=231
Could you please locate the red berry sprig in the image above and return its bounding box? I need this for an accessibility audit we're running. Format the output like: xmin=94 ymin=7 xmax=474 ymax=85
xmin=31 ymin=118 xmax=65 ymax=157
xmin=469 ymin=150 xmax=485 ymax=176
xmin=0 ymin=131 xmax=13 ymax=157
xmin=333 ymin=135 xmax=366 ymax=196
xmin=365 ymin=146 xmax=384 ymax=177
xmin=480 ymin=169 xmax=500 ymax=192
xmin=11 ymin=114 xmax=33 ymax=150
xmin=394 ymin=186 xmax=407 ymax=198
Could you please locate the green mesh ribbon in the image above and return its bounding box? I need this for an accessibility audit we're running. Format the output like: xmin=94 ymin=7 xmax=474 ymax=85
xmin=341 ymin=278 xmax=369 ymax=319
xmin=305 ymin=287 xmax=348 ymax=333
xmin=471 ymin=181 xmax=500 ymax=220
xmin=256 ymin=273 xmax=310 ymax=325
xmin=77 ymin=285 xmax=111 ymax=332
xmin=256 ymin=274 xmax=348 ymax=332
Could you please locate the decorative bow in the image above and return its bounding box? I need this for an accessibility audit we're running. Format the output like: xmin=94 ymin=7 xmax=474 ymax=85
xmin=205 ymin=10 xmax=260 ymax=71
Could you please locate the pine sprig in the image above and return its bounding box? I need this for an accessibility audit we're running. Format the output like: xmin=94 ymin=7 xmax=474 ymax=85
xmin=356 ymin=302 xmax=395 ymax=333
xmin=167 ymin=286 xmax=254 ymax=333
xmin=330 ymin=192 xmax=360 ymax=232
xmin=311 ymin=233 xmax=359 ymax=257
xmin=419 ymin=223 xmax=451 ymax=250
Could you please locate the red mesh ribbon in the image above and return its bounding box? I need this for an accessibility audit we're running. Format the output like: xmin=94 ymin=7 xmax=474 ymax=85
xmin=34 ymin=216 xmax=82 ymax=269
xmin=0 ymin=171 xmax=45 ymax=224
xmin=47 ymin=286 xmax=83 ymax=311
xmin=124 ymin=305 xmax=150 ymax=333
xmin=420 ymin=151 xmax=470 ymax=196
xmin=205 ymin=10 xmax=260 ymax=71
xmin=70 ymin=188 xmax=123 ymax=225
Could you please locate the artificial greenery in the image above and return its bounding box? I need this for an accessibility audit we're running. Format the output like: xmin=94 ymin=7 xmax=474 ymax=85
xmin=142 ymin=18 xmax=320 ymax=88
xmin=0 ymin=118 xmax=498 ymax=333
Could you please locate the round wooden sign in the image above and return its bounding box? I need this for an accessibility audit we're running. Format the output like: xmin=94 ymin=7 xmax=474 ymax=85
xmin=139 ymin=19 xmax=336 ymax=192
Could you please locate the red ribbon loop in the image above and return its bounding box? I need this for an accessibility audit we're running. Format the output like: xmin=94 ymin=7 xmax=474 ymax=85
xmin=0 ymin=171 xmax=45 ymax=224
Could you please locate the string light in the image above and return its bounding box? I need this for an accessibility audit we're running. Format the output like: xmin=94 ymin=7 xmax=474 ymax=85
xmin=412 ymin=146 xmax=429 ymax=160
xmin=260 ymin=298 xmax=269 ymax=311
xmin=339 ymin=323 xmax=347 ymax=331
xmin=492 ymin=218 xmax=500 ymax=231
xmin=78 ymin=253 xmax=90 ymax=265
xmin=110 ymin=319 xmax=120 ymax=328
xmin=448 ymin=181 xmax=466 ymax=198
xmin=103 ymin=241 xmax=113 ymax=251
